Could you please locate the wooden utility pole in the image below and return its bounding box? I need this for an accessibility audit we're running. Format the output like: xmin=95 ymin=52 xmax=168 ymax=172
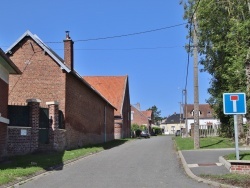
xmin=193 ymin=13 xmax=200 ymax=149
xmin=179 ymin=102 xmax=182 ymax=136
xmin=183 ymin=89 xmax=188 ymax=137
xmin=245 ymin=0 xmax=250 ymax=145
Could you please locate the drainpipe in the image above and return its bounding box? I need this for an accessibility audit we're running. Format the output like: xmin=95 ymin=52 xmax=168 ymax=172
xmin=104 ymin=105 xmax=107 ymax=142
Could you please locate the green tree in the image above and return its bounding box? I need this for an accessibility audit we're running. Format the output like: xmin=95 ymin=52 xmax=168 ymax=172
xmin=147 ymin=105 xmax=162 ymax=125
xmin=180 ymin=0 xmax=250 ymax=137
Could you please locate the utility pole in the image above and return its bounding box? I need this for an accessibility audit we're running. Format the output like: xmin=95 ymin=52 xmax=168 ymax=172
xmin=179 ymin=102 xmax=182 ymax=136
xmin=193 ymin=13 xmax=200 ymax=149
xmin=245 ymin=1 xmax=250 ymax=145
xmin=183 ymin=89 xmax=188 ymax=137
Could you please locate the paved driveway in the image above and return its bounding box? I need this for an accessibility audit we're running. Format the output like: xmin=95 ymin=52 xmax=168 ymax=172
xmin=181 ymin=149 xmax=234 ymax=176
xmin=15 ymin=136 xmax=213 ymax=188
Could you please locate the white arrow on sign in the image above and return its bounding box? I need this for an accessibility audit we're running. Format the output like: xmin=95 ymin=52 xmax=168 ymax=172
xmin=230 ymin=95 xmax=239 ymax=112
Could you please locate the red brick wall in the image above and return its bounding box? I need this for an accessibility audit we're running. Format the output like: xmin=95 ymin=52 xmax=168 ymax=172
xmin=7 ymin=36 xmax=115 ymax=150
xmin=7 ymin=127 xmax=32 ymax=155
xmin=8 ymin=37 xmax=66 ymax=111
xmin=0 ymin=78 xmax=8 ymax=159
xmin=0 ymin=78 xmax=8 ymax=118
xmin=131 ymin=105 xmax=149 ymax=126
xmin=121 ymin=80 xmax=131 ymax=138
xmin=231 ymin=163 xmax=250 ymax=174
xmin=0 ymin=123 xmax=7 ymax=159
xmin=65 ymin=74 xmax=114 ymax=148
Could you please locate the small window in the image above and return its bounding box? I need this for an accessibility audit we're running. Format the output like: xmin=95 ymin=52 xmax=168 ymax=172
xmin=131 ymin=111 xmax=134 ymax=120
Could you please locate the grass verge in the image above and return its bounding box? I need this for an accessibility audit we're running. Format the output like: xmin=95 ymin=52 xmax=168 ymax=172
xmin=174 ymin=136 xmax=235 ymax=150
xmin=200 ymin=174 xmax=250 ymax=188
xmin=224 ymin=151 xmax=250 ymax=160
xmin=0 ymin=139 xmax=131 ymax=186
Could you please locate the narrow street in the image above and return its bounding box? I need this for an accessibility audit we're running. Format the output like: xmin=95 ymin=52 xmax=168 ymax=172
xmin=16 ymin=136 xmax=212 ymax=188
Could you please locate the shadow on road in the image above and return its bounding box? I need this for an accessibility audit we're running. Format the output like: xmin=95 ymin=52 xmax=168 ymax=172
xmin=96 ymin=139 xmax=129 ymax=150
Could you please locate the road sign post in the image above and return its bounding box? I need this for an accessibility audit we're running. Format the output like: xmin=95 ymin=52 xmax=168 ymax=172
xmin=223 ymin=93 xmax=246 ymax=160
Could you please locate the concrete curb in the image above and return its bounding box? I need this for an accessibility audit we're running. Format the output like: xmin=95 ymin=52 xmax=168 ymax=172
xmin=178 ymin=151 xmax=238 ymax=188
xmin=219 ymin=156 xmax=231 ymax=171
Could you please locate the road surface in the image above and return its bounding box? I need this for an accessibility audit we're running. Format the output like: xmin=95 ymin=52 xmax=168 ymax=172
xmin=16 ymin=136 xmax=212 ymax=188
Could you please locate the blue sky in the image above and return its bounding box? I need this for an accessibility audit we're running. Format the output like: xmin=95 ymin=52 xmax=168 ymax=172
xmin=0 ymin=0 xmax=210 ymax=117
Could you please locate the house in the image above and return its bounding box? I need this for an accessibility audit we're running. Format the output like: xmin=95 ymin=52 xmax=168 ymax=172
xmin=160 ymin=113 xmax=185 ymax=134
xmin=131 ymin=103 xmax=153 ymax=131
xmin=0 ymin=48 xmax=21 ymax=160
xmin=142 ymin=110 xmax=153 ymax=125
xmin=131 ymin=105 xmax=149 ymax=126
xmin=183 ymin=104 xmax=220 ymax=132
xmin=6 ymin=30 xmax=116 ymax=151
xmin=84 ymin=76 xmax=131 ymax=139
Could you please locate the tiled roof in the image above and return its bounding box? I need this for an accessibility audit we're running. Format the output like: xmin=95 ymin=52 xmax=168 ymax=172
xmin=165 ymin=113 xmax=184 ymax=124
xmin=83 ymin=76 xmax=128 ymax=116
xmin=142 ymin=110 xmax=152 ymax=119
xmin=184 ymin=104 xmax=214 ymax=119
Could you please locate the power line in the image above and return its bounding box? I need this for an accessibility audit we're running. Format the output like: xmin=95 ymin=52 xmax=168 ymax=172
xmin=49 ymin=46 xmax=184 ymax=51
xmin=44 ymin=23 xmax=187 ymax=44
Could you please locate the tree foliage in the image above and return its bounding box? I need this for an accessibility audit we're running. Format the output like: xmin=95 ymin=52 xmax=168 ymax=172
xmin=180 ymin=0 xmax=250 ymax=137
xmin=147 ymin=105 xmax=162 ymax=124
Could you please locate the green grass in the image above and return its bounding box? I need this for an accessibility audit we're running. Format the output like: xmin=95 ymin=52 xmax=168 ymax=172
xmin=201 ymin=174 xmax=250 ymax=188
xmin=0 ymin=139 xmax=131 ymax=186
xmin=174 ymin=136 xmax=235 ymax=150
xmin=224 ymin=151 xmax=250 ymax=160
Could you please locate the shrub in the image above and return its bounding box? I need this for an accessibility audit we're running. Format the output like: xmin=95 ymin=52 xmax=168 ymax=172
xmin=152 ymin=127 xmax=162 ymax=135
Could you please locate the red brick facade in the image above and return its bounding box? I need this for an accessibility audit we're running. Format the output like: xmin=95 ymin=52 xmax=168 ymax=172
xmin=0 ymin=72 xmax=8 ymax=159
xmin=84 ymin=76 xmax=131 ymax=139
xmin=230 ymin=162 xmax=250 ymax=174
xmin=131 ymin=105 xmax=149 ymax=126
xmin=0 ymin=48 xmax=20 ymax=160
xmin=7 ymin=31 xmax=115 ymax=150
xmin=0 ymin=122 xmax=7 ymax=159
xmin=8 ymin=37 xmax=66 ymax=110
xmin=0 ymin=79 xmax=8 ymax=118
xmin=65 ymin=73 xmax=114 ymax=146
xmin=120 ymin=80 xmax=131 ymax=138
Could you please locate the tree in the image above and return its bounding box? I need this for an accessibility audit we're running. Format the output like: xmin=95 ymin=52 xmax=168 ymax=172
xmin=180 ymin=0 xmax=250 ymax=137
xmin=147 ymin=105 xmax=162 ymax=125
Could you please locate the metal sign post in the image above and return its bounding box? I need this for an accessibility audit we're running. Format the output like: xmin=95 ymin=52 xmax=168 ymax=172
xmin=223 ymin=93 xmax=246 ymax=160
xmin=233 ymin=115 xmax=240 ymax=160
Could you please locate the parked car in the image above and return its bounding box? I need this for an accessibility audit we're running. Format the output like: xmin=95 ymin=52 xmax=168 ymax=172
xmin=175 ymin=130 xmax=181 ymax=136
xmin=140 ymin=130 xmax=150 ymax=138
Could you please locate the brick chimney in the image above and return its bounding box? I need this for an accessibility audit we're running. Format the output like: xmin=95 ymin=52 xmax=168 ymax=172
xmin=64 ymin=31 xmax=74 ymax=70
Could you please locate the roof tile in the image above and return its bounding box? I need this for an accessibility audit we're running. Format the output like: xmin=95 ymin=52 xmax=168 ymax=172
xmin=83 ymin=76 xmax=128 ymax=116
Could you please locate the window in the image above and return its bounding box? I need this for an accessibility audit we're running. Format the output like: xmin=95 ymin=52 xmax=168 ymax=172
xmin=131 ymin=111 xmax=134 ymax=120
xmin=171 ymin=126 xmax=175 ymax=134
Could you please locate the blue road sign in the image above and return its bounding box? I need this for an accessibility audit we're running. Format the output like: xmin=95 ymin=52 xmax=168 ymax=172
xmin=223 ymin=93 xmax=246 ymax=115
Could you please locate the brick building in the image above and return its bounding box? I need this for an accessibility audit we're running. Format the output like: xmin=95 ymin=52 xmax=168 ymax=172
xmin=131 ymin=105 xmax=149 ymax=126
xmin=184 ymin=104 xmax=220 ymax=132
xmin=84 ymin=76 xmax=131 ymax=139
xmin=0 ymin=48 xmax=21 ymax=160
xmin=131 ymin=103 xmax=153 ymax=132
xmin=6 ymin=30 xmax=115 ymax=150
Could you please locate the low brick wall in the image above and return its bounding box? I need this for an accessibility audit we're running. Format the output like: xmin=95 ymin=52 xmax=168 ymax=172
xmin=7 ymin=126 xmax=32 ymax=155
xmin=114 ymin=123 xmax=122 ymax=139
xmin=229 ymin=160 xmax=250 ymax=174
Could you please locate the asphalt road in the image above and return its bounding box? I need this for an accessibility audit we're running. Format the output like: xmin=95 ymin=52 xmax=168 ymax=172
xmin=15 ymin=136 xmax=213 ymax=188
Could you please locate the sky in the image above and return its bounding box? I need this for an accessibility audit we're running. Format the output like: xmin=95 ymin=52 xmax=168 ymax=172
xmin=0 ymin=0 xmax=211 ymax=117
